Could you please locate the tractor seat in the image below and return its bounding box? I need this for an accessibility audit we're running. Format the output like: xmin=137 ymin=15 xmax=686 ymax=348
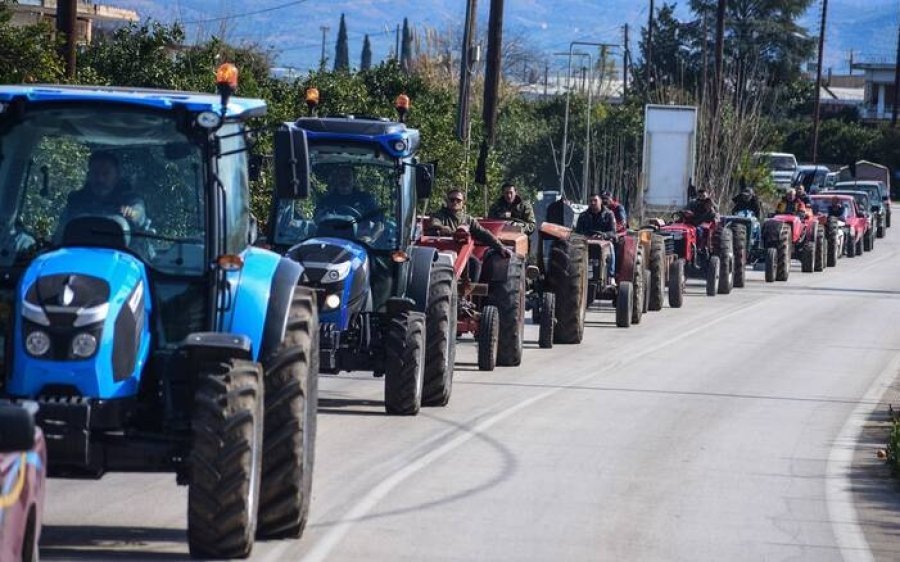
xmin=61 ymin=215 xmax=131 ymax=252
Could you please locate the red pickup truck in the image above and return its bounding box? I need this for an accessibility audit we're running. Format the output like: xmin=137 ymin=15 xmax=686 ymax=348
xmin=0 ymin=403 xmax=46 ymax=562
xmin=809 ymin=194 xmax=870 ymax=258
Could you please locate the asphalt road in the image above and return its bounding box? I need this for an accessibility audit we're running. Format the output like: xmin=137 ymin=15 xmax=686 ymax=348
xmin=41 ymin=223 xmax=900 ymax=562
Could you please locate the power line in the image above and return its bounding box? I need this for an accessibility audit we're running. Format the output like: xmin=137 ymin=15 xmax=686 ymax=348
xmin=181 ymin=0 xmax=312 ymax=25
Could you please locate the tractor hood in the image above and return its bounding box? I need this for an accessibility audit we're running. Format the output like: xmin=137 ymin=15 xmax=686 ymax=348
xmin=9 ymin=248 xmax=151 ymax=399
xmin=287 ymin=238 xmax=370 ymax=329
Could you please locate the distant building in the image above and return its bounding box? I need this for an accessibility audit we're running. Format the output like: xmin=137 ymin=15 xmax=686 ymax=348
xmin=8 ymin=0 xmax=139 ymax=44
xmin=852 ymin=60 xmax=898 ymax=122
xmin=515 ymin=76 xmax=624 ymax=103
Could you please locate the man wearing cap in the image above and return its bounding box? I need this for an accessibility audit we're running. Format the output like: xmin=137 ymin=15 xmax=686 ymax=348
xmin=489 ymin=182 xmax=536 ymax=234
xmin=682 ymin=187 xmax=719 ymax=244
xmin=601 ymin=191 xmax=628 ymax=232
xmin=731 ymin=185 xmax=762 ymax=218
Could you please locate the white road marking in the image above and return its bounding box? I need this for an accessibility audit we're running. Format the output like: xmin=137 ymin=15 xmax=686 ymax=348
xmin=825 ymin=353 xmax=900 ymax=562
xmin=264 ymin=298 xmax=768 ymax=562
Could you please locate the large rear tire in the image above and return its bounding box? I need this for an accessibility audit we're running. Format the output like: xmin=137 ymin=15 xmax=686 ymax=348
xmin=495 ymin=257 xmax=526 ymax=366
xmin=549 ymin=236 xmax=588 ymax=344
xmin=538 ymin=292 xmax=555 ymax=349
xmin=814 ymin=230 xmax=825 ymax=272
xmin=765 ymin=247 xmax=777 ymax=282
xmin=423 ymin=262 xmax=457 ymax=407
xmin=631 ymin=251 xmax=645 ymax=325
xmin=477 ymin=305 xmax=499 ymax=371
xmin=615 ymin=281 xmax=633 ymax=328
xmin=716 ymin=226 xmax=734 ymax=295
xmin=384 ymin=311 xmax=426 ymax=415
xmin=258 ymin=288 xmax=318 ymax=540
xmin=706 ymin=255 xmax=720 ymax=297
xmin=188 ymin=359 xmax=263 ymax=559
xmin=801 ymin=241 xmax=815 ymax=272
xmin=825 ymin=218 xmax=839 ymax=267
xmin=667 ymin=258 xmax=685 ymax=308
xmin=648 ymin=235 xmax=666 ymax=311
xmin=776 ymin=226 xmax=791 ymax=282
xmin=732 ymin=224 xmax=747 ymax=288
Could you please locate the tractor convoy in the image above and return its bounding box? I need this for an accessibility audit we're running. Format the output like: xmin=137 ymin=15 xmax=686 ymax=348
xmin=0 ymin=70 xmax=893 ymax=559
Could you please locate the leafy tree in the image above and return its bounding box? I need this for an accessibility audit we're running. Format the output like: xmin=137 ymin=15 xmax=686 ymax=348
xmin=79 ymin=21 xmax=186 ymax=88
xmin=334 ymin=13 xmax=349 ymax=72
xmin=635 ymin=3 xmax=697 ymax=94
xmin=400 ymin=18 xmax=413 ymax=73
xmin=0 ymin=5 xmax=65 ymax=83
xmin=361 ymin=34 xmax=372 ymax=71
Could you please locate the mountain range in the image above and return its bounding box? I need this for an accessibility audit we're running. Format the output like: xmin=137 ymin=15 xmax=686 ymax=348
xmin=111 ymin=0 xmax=899 ymax=75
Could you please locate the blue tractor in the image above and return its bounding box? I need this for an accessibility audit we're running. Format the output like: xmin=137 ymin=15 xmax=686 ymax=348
xmin=0 ymin=68 xmax=319 ymax=558
xmin=720 ymin=210 xmax=761 ymax=288
xmin=270 ymin=93 xmax=457 ymax=415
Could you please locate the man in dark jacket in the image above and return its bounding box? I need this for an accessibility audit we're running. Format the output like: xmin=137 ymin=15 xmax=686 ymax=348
xmin=575 ymin=193 xmax=617 ymax=278
xmin=62 ymin=151 xmax=146 ymax=228
xmin=731 ymin=186 xmax=762 ymax=218
xmin=428 ymin=189 xmax=510 ymax=256
xmin=489 ymin=182 xmax=536 ymax=234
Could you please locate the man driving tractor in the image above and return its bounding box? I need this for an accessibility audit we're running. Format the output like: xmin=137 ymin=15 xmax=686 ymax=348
xmin=575 ymin=192 xmax=618 ymax=279
xmin=62 ymin=151 xmax=147 ymax=229
xmin=488 ymin=182 xmax=536 ymax=234
xmin=731 ymin=185 xmax=762 ymax=218
xmin=776 ymin=188 xmax=811 ymax=217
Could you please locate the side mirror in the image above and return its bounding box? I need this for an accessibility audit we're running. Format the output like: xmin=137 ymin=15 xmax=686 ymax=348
xmin=274 ymin=123 xmax=311 ymax=200
xmin=248 ymin=154 xmax=265 ymax=182
xmin=0 ymin=404 xmax=36 ymax=453
xmin=415 ymin=162 xmax=435 ymax=200
xmin=248 ymin=214 xmax=259 ymax=246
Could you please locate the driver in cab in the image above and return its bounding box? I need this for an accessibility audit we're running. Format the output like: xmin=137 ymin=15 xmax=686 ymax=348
xmin=316 ymin=166 xmax=384 ymax=242
xmin=62 ymin=151 xmax=147 ymax=229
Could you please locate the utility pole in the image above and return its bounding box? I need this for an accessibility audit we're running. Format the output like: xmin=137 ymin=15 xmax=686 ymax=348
xmin=646 ymin=0 xmax=654 ymax=90
xmin=395 ymin=24 xmax=401 ymax=61
xmin=319 ymin=25 xmax=330 ymax=69
xmin=812 ymin=0 xmax=828 ymax=162
xmin=848 ymin=49 xmax=854 ymax=75
xmin=701 ymin=15 xmax=708 ymax=102
xmin=456 ymin=0 xmax=478 ymax=142
xmin=544 ymin=63 xmax=549 ymax=97
xmin=56 ymin=0 xmax=77 ymax=79
xmin=713 ymin=0 xmax=726 ymax=113
xmin=476 ymin=0 xmax=504 ymax=188
xmin=623 ymin=24 xmax=629 ymax=96
xmin=892 ymin=15 xmax=900 ymax=126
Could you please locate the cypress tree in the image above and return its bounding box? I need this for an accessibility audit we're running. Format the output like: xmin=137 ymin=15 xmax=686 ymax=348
xmin=361 ymin=34 xmax=372 ymax=71
xmin=400 ymin=17 xmax=413 ymax=72
xmin=334 ymin=13 xmax=349 ymax=72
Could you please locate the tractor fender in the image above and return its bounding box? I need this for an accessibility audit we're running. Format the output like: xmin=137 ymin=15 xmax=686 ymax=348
xmin=406 ymin=245 xmax=436 ymax=313
xmin=222 ymin=247 xmax=285 ymax=362
xmin=762 ymin=219 xmax=785 ymax=247
xmin=258 ymin=257 xmax=305 ymax=364
xmin=616 ymin=235 xmax=638 ymax=283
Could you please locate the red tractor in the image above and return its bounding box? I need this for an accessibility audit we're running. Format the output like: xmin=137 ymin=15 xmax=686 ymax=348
xmin=582 ymin=233 xmax=647 ymax=328
xmin=417 ymin=220 xmax=528 ymax=371
xmin=761 ymin=210 xmax=825 ymax=282
xmin=638 ymin=222 xmax=684 ymax=311
xmin=657 ymin=212 xmax=735 ymax=301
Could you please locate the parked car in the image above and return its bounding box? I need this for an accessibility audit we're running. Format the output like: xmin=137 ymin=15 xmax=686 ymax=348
xmin=755 ymin=152 xmax=798 ymax=190
xmin=809 ymin=194 xmax=869 ymax=259
xmin=0 ymin=402 xmax=45 ymax=562
xmin=832 ymin=181 xmax=888 ymax=238
xmin=817 ymin=190 xmax=877 ymax=252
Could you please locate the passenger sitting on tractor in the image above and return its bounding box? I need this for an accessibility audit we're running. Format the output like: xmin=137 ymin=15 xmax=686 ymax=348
xmin=731 ymin=185 xmax=762 ymax=218
xmin=828 ymin=196 xmax=849 ymax=220
xmin=601 ymin=191 xmax=627 ymax=232
xmin=575 ymin=193 xmax=618 ymax=278
xmin=316 ymin=166 xmax=384 ymax=241
xmin=428 ymin=189 xmax=511 ymax=281
xmin=62 ymin=151 xmax=147 ymax=229
xmin=489 ymin=182 xmax=536 ymax=234
xmin=795 ymin=184 xmax=812 ymax=206
xmin=776 ymin=188 xmax=810 ymax=218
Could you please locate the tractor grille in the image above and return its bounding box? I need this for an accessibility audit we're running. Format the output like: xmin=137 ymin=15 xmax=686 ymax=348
xmin=663 ymin=236 xmax=675 ymax=255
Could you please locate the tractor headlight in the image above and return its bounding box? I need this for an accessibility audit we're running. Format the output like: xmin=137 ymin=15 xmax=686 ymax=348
xmin=71 ymin=332 xmax=98 ymax=359
xmin=322 ymin=261 xmax=351 ymax=283
xmin=324 ymin=293 xmax=341 ymax=310
xmin=393 ymin=140 xmax=407 ymax=152
xmin=25 ymin=330 xmax=51 ymax=357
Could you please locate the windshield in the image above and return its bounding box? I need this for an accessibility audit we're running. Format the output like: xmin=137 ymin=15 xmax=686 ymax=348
xmin=767 ymin=155 xmax=796 ymax=171
xmin=810 ymin=198 xmax=850 ymax=216
xmin=837 ymin=183 xmax=881 ymax=204
xmin=0 ymin=106 xmax=206 ymax=275
xmin=274 ymin=143 xmax=401 ymax=250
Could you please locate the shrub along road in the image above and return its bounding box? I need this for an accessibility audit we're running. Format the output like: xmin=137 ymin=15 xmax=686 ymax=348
xmin=41 ymin=211 xmax=900 ymax=561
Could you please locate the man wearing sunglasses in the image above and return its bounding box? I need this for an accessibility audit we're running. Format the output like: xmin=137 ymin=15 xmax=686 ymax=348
xmin=428 ymin=189 xmax=510 ymax=258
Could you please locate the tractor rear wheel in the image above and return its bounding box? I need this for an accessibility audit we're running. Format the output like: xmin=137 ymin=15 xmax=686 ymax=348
xmin=384 ymin=311 xmax=426 ymax=415
xmin=478 ymin=305 xmax=499 ymax=371
xmin=538 ymin=292 xmax=555 ymax=349
xmin=732 ymin=224 xmax=747 ymax=288
xmin=801 ymin=241 xmax=815 ymax=272
xmin=550 ymin=236 xmax=588 ymax=344
xmin=706 ymin=255 xmax=720 ymax=296
xmin=877 ymin=220 xmax=886 ymax=238
xmin=616 ymin=281 xmax=634 ymax=328
xmin=825 ymin=219 xmax=839 ymax=267
xmin=776 ymin=226 xmax=791 ymax=282
xmin=667 ymin=258 xmax=685 ymax=308
xmin=765 ymin=247 xmax=777 ymax=282
xmin=865 ymin=227 xmax=875 ymax=250
xmin=717 ymin=227 xmax=734 ymax=295
xmin=814 ymin=231 xmax=825 ymax=272
xmin=188 ymin=359 xmax=263 ymax=559
xmin=258 ymin=288 xmax=318 ymax=539
xmin=648 ymin=236 xmax=666 ymax=311
xmin=495 ymin=257 xmax=526 ymax=366
xmin=631 ymin=252 xmax=645 ymax=325
xmin=642 ymin=268 xmax=651 ymax=314
xmin=423 ymin=262 xmax=457 ymax=407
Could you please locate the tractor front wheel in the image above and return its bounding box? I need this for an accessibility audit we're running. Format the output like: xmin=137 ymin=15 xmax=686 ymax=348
xmin=538 ymin=292 xmax=555 ymax=349
xmin=865 ymin=227 xmax=875 ymax=251
xmin=631 ymin=253 xmax=645 ymax=325
xmin=765 ymin=247 xmax=777 ymax=282
xmin=258 ymin=288 xmax=318 ymax=539
xmin=706 ymin=255 xmax=720 ymax=296
xmin=648 ymin=236 xmax=666 ymax=311
xmin=478 ymin=305 xmax=499 ymax=371
xmin=615 ymin=281 xmax=634 ymax=328
xmin=732 ymin=224 xmax=747 ymax=288
xmin=814 ymin=231 xmax=826 ymax=272
xmin=776 ymin=226 xmax=791 ymax=282
xmin=717 ymin=227 xmax=734 ymax=295
xmin=384 ymin=311 xmax=426 ymax=415
xmin=423 ymin=262 xmax=457 ymax=407
xmin=550 ymin=236 xmax=588 ymax=344
xmin=495 ymin=257 xmax=526 ymax=366
xmin=188 ymin=359 xmax=263 ymax=559
xmin=801 ymin=241 xmax=815 ymax=272
xmin=668 ymin=258 xmax=685 ymax=308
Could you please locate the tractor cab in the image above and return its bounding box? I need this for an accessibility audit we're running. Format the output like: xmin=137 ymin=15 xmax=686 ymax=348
xmin=0 ymin=69 xmax=320 ymax=558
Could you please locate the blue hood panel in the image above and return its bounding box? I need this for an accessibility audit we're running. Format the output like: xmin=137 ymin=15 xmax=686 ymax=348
xmin=289 ymin=238 xmax=369 ymax=329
